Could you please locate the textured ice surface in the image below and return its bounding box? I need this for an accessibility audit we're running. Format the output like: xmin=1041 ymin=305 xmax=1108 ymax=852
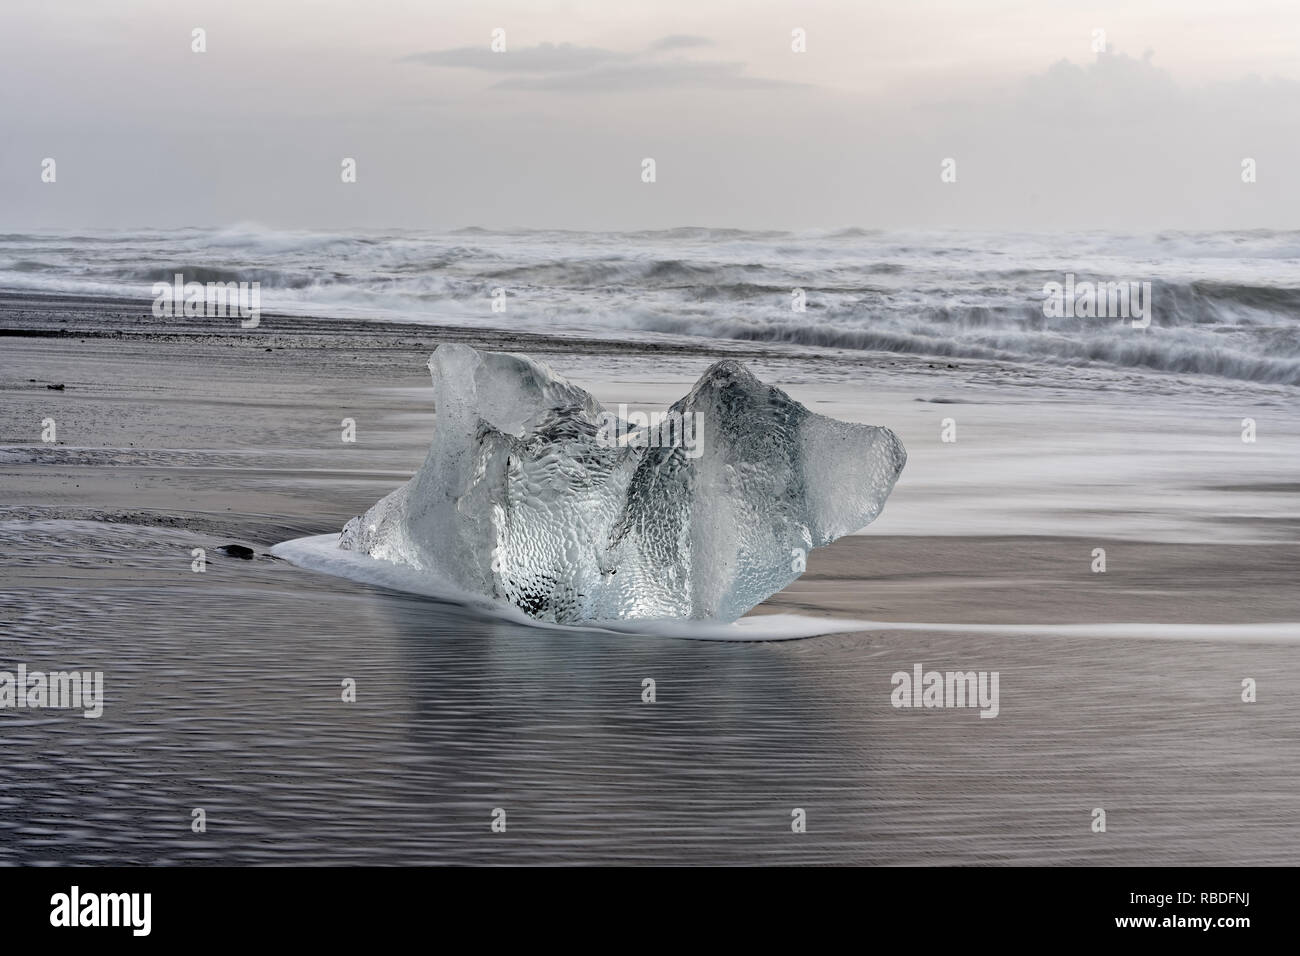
xmin=340 ymin=345 xmax=906 ymax=624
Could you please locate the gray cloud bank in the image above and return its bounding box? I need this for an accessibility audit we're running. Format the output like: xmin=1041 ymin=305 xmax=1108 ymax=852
xmin=402 ymin=36 xmax=798 ymax=91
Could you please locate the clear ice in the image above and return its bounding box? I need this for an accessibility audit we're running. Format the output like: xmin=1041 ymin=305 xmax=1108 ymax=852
xmin=340 ymin=345 xmax=907 ymax=624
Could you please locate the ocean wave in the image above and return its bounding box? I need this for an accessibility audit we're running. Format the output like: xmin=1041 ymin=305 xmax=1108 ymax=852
xmin=129 ymin=265 xmax=322 ymax=288
xmin=634 ymin=313 xmax=1300 ymax=385
xmin=2 ymin=226 xmax=1299 ymax=386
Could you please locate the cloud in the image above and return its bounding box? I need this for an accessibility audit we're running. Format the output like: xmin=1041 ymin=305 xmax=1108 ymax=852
xmin=1016 ymin=50 xmax=1182 ymax=120
xmin=650 ymin=35 xmax=713 ymax=51
xmin=401 ymin=42 xmax=622 ymax=73
xmin=403 ymin=38 xmax=799 ymax=93
xmin=494 ymin=60 xmax=802 ymax=92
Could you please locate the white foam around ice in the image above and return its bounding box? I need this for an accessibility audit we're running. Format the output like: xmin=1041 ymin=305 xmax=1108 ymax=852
xmin=271 ymin=533 xmax=868 ymax=640
xmin=271 ymin=534 xmax=1300 ymax=643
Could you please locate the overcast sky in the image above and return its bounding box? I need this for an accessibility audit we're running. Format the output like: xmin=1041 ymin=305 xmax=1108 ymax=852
xmin=1 ymin=0 xmax=1297 ymax=231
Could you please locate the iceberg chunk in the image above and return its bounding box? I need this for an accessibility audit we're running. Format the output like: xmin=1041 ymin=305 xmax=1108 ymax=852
xmin=340 ymin=344 xmax=906 ymax=623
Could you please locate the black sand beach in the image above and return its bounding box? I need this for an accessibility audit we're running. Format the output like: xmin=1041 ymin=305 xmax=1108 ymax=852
xmin=2 ymin=294 xmax=1298 ymax=864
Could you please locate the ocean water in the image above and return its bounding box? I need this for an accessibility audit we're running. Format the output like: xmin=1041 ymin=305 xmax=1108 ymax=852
xmin=3 ymin=226 xmax=1300 ymax=386
xmin=4 ymin=518 xmax=1298 ymax=866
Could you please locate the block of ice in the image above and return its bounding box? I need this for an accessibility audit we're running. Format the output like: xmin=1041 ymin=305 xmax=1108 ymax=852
xmin=340 ymin=345 xmax=906 ymax=624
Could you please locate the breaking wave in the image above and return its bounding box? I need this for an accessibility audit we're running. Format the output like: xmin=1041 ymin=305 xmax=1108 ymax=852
xmin=1 ymin=225 xmax=1298 ymax=386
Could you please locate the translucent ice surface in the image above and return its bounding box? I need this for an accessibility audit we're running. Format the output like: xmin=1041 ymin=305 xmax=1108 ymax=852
xmin=338 ymin=345 xmax=906 ymax=624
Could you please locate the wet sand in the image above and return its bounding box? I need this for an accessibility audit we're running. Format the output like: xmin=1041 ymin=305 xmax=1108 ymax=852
xmin=1 ymin=295 xmax=1298 ymax=864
